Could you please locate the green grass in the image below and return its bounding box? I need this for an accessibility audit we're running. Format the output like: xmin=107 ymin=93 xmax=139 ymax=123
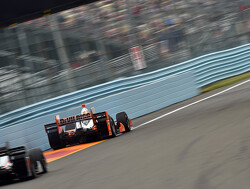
xmin=201 ymin=72 xmax=250 ymax=93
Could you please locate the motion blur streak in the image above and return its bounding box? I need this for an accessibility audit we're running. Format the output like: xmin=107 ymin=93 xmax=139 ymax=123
xmin=2 ymin=80 xmax=250 ymax=189
xmin=1 ymin=1 xmax=249 ymax=114
xmin=134 ymin=79 xmax=250 ymax=129
xmin=43 ymin=79 xmax=250 ymax=164
xmin=43 ymin=140 xmax=104 ymax=163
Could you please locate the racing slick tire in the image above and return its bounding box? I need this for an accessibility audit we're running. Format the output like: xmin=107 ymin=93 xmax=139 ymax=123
xmin=28 ymin=150 xmax=38 ymax=178
xmin=110 ymin=116 xmax=118 ymax=137
xmin=28 ymin=148 xmax=48 ymax=176
xmin=116 ymin=112 xmax=131 ymax=132
xmin=48 ymin=132 xmax=65 ymax=150
xmin=30 ymin=160 xmax=37 ymax=179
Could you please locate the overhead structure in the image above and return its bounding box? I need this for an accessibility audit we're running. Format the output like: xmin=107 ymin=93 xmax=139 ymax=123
xmin=0 ymin=0 xmax=98 ymax=28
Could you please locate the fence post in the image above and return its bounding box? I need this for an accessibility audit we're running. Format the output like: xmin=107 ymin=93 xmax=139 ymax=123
xmin=48 ymin=15 xmax=76 ymax=92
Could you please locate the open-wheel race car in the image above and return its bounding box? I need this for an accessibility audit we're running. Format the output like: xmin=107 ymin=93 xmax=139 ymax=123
xmin=44 ymin=104 xmax=132 ymax=150
xmin=0 ymin=142 xmax=47 ymax=183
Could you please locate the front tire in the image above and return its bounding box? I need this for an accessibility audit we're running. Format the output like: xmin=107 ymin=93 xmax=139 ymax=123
xmin=116 ymin=112 xmax=131 ymax=132
xmin=110 ymin=117 xmax=118 ymax=137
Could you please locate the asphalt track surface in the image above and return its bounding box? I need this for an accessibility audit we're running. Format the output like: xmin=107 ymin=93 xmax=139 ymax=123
xmin=2 ymin=79 xmax=250 ymax=189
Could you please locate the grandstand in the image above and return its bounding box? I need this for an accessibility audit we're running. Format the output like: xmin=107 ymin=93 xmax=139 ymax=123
xmin=0 ymin=0 xmax=249 ymax=114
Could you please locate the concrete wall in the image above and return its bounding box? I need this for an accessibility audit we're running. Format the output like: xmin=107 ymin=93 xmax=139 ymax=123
xmin=1 ymin=43 xmax=249 ymax=128
xmin=0 ymin=71 xmax=199 ymax=150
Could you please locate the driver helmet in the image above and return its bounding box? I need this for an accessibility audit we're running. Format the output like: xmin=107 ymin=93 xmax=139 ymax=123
xmin=81 ymin=104 xmax=89 ymax=115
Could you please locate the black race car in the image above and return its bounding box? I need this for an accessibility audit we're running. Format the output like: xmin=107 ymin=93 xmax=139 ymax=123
xmin=0 ymin=142 xmax=47 ymax=183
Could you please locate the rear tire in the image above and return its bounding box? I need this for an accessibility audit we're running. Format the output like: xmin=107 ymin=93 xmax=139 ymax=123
xmin=28 ymin=149 xmax=39 ymax=179
xmin=30 ymin=160 xmax=37 ymax=179
xmin=48 ymin=132 xmax=65 ymax=150
xmin=29 ymin=148 xmax=47 ymax=176
xmin=116 ymin=112 xmax=131 ymax=132
xmin=40 ymin=153 xmax=48 ymax=173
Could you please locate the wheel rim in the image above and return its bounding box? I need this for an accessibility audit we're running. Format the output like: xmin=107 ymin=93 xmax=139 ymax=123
xmin=112 ymin=124 xmax=117 ymax=136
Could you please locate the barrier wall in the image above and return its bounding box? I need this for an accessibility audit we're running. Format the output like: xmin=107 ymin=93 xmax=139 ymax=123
xmin=0 ymin=43 xmax=250 ymax=128
xmin=0 ymin=43 xmax=250 ymax=150
xmin=0 ymin=71 xmax=198 ymax=150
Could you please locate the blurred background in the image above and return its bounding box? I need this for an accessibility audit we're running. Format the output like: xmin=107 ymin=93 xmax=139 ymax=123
xmin=0 ymin=0 xmax=249 ymax=114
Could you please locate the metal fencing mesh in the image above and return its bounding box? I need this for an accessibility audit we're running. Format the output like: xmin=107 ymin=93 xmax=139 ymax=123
xmin=0 ymin=0 xmax=250 ymax=114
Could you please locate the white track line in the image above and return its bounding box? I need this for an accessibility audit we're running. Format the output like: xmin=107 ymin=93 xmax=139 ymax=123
xmin=133 ymin=79 xmax=250 ymax=130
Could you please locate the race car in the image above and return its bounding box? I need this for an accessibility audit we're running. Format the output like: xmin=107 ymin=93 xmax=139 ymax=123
xmin=44 ymin=104 xmax=132 ymax=150
xmin=0 ymin=142 xmax=47 ymax=183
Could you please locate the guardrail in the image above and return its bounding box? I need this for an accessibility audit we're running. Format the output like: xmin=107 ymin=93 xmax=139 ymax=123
xmin=0 ymin=71 xmax=198 ymax=150
xmin=0 ymin=43 xmax=249 ymax=129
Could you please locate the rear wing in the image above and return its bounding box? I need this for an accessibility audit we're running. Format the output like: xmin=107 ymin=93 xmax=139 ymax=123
xmin=57 ymin=113 xmax=92 ymax=126
xmin=0 ymin=145 xmax=26 ymax=157
xmin=44 ymin=111 xmax=109 ymax=134
xmin=44 ymin=122 xmax=58 ymax=134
